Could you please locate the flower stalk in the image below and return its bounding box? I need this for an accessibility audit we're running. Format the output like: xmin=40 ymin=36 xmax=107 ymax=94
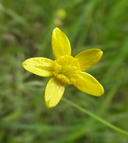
xmin=62 ymin=97 xmax=128 ymax=136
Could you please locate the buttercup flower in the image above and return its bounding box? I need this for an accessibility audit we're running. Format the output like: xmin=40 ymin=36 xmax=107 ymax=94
xmin=22 ymin=28 xmax=104 ymax=108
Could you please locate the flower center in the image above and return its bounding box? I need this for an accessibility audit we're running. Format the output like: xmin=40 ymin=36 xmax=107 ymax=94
xmin=53 ymin=55 xmax=80 ymax=84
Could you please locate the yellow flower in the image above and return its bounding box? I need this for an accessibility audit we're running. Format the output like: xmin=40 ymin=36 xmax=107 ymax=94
xmin=22 ymin=28 xmax=104 ymax=108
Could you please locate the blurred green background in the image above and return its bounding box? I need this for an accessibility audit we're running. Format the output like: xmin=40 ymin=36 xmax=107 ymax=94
xmin=0 ymin=0 xmax=128 ymax=143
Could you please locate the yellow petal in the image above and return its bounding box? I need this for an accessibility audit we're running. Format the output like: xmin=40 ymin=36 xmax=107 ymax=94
xmin=74 ymin=72 xmax=104 ymax=96
xmin=45 ymin=77 xmax=65 ymax=108
xmin=75 ymin=49 xmax=103 ymax=71
xmin=52 ymin=27 xmax=71 ymax=59
xmin=22 ymin=57 xmax=53 ymax=77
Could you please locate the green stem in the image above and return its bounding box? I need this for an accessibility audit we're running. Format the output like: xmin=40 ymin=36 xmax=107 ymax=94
xmin=62 ymin=97 xmax=128 ymax=136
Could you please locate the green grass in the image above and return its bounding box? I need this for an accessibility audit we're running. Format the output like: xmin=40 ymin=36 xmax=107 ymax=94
xmin=0 ymin=0 xmax=128 ymax=142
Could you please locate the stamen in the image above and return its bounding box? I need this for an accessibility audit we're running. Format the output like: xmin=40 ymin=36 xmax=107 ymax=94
xmin=53 ymin=56 xmax=80 ymax=84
